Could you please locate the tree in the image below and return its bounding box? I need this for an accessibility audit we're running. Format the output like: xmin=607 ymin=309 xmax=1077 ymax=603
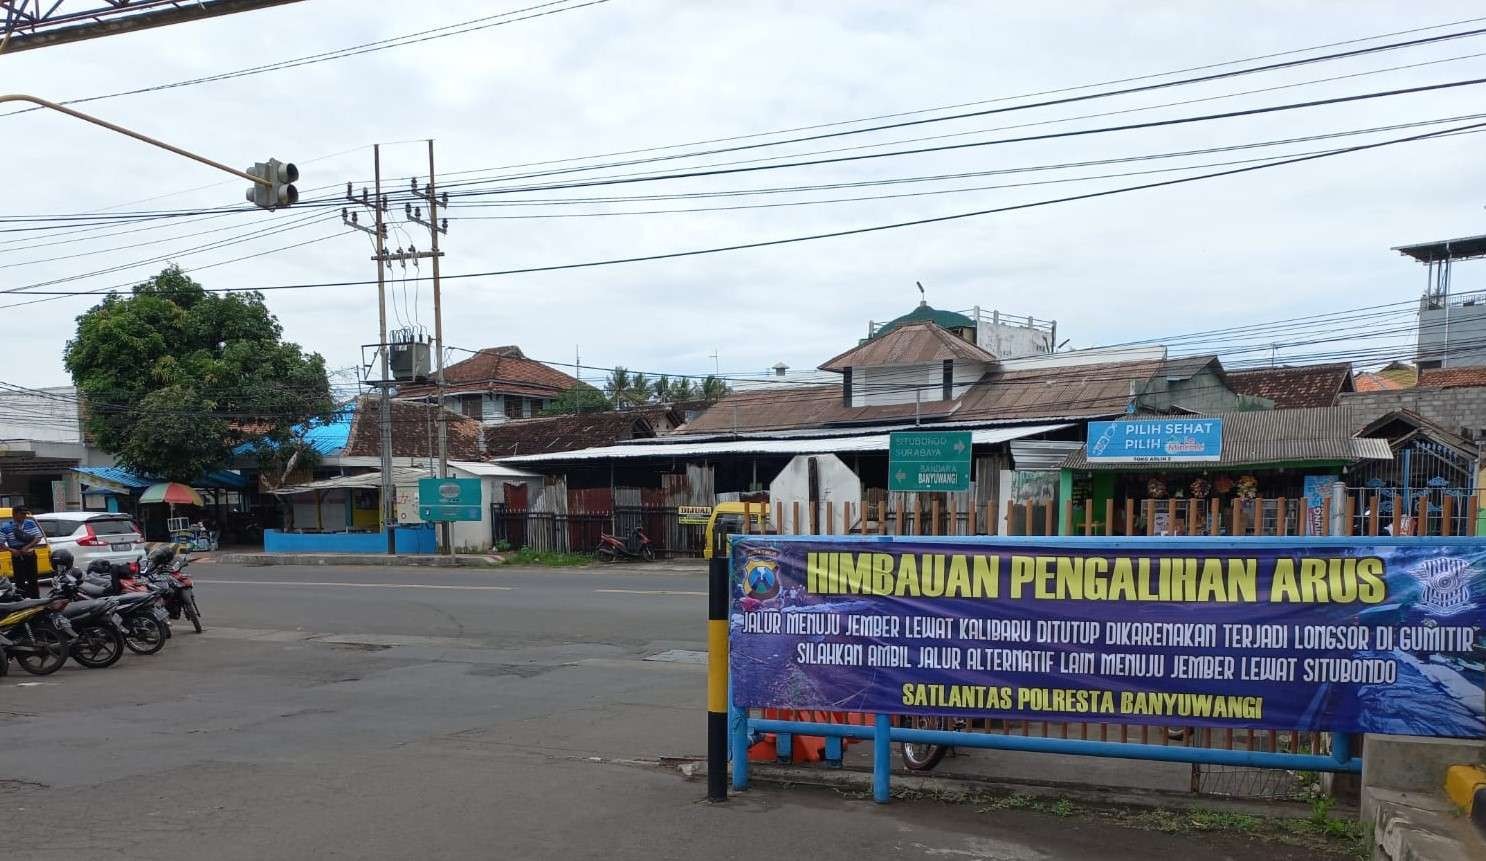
xmin=64 ymin=266 xmax=333 ymax=482
xmin=543 ymin=383 xmax=611 ymax=415
xmin=652 ymin=375 xmax=672 ymax=402
xmin=669 ymin=377 xmax=698 ymax=401
xmin=700 ymin=375 xmax=731 ymax=402
xmin=604 ymin=367 xmax=633 ymax=407
xmin=627 ymin=372 xmax=652 ymax=407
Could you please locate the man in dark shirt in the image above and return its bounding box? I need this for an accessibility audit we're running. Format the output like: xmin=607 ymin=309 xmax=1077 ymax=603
xmin=2 ymin=506 xmax=44 ymax=598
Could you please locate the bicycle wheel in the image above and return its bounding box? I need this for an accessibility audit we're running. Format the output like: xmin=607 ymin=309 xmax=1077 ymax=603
xmin=901 ymin=716 xmax=951 ymax=771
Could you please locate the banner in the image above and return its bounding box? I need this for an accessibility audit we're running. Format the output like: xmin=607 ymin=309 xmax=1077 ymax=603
xmin=729 ymin=538 xmax=1486 ymax=737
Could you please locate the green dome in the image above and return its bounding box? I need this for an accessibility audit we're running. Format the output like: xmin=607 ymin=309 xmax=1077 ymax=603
xmin=877 ymin=301 xmax=973 ymax=337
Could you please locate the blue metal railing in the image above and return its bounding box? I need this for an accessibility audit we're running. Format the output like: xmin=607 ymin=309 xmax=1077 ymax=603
xmin=729 ymin=709 xmax=1358 ymax=803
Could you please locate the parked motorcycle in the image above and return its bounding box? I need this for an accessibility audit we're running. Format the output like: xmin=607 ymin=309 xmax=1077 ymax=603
xmin=141 ymin=546 xmax=202 ymax=633
xmin=79 ymin=560 xmax=171 ymax=655
xmin=47 ymin=553 xmax=129 ymax=669
xmin=0 ymin=579 xmax=74 ymax=675
xmin=596 ymin=526 xmax=655 ymax=562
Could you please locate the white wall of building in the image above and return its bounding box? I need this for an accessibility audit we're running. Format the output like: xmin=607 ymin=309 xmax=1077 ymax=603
xmin=769 ymin=454 xmax=862 ymax=533
xmin=852 ymin=362 xmax=989 ymax=407
xmin=0 ymin=386 xmax=83 ymax=444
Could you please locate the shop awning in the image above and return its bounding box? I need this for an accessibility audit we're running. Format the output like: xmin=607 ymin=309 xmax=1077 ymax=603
xmin=72 ymin=465 xmax=249 ymax=493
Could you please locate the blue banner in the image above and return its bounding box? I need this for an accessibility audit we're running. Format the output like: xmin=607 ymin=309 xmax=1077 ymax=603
xmin=1086 ymin=418 xmax=1223 ymax=462
xmin=729 ymin=537 xmax=1486 ymax=737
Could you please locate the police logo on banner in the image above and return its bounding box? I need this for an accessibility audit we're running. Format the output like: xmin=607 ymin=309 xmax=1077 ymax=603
xmin=1412 ymin=556 xmax=1474 ymax=616
xmin=742 ymin=550 xmax=781 ymax=601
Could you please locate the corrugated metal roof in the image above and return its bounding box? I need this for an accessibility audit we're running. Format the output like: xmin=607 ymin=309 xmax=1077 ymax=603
xmin=499 ymin=423 xmax=1071 ymax=464
xmin=1061 ymin=407 xmax=1393 ymax=471
xmin=1010 ymin=440 xmax=1082 ymax=470
xmin=271 ymin=467 xmax=432 ymax=495
xmin=72 ymin=466 xmax=151 ymax=491
xmin=818 ymin=322 xmax=997 ymax=371
xmin=447 ymin=460 xmax=540 ymax=478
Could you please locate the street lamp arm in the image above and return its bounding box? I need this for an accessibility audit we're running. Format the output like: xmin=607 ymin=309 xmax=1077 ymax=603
xmin=1 ymin=93 xmax=269 ymax=185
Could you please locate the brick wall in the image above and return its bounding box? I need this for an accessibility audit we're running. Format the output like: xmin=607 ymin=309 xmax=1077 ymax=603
xmin=1341 ymin=388 xmax=1486 ymax=436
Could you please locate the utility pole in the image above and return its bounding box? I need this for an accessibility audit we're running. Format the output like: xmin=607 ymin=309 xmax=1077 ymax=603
xmin=406 ymin=139 xmax=451 ymax=554
xmin=343 ymin=147 xmax=395 ymax=554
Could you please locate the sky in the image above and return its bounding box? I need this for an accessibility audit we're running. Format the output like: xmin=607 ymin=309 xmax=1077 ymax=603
xmin=5 ymin=0 xmax=1486 ymax=393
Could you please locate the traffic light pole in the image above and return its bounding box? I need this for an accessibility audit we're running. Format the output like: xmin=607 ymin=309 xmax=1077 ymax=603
xmin=1 ymin=93 xmax=269 ymax=187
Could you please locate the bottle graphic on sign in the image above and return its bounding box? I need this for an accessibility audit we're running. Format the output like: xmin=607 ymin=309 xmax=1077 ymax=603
xmin=1090 ymin=423 xmax=1120 ymax=457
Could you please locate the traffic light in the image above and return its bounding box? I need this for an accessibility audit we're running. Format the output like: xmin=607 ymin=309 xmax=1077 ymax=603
xmin=245 ymin=158 xmax=299 ymax=209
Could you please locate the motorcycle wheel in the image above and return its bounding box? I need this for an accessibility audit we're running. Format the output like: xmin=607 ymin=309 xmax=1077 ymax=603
xmin=641 ymin=546 xmax=655 ymax=562
xmin=0 ymin=645 xmax=9 ymax=677
xmin=596 ymin=547 xmax=617 ymax=563
xmin=70 ymin=624 xmax=125 ymax=669
xmin=901 ymin=716 xmax=951 ymax=772
xmin=123 ymin=615 xmax=168 ymax=655
xmin=185 ymin=593 xmax=203 ymax=633
xmin=15 ymin=628 xmax=69 ymax=676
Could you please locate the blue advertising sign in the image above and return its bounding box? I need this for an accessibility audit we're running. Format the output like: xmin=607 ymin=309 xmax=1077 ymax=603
xmin=1086 ymin=418 xmax=1223 ymax=463
xmin=729 ymin=537 xmax=1486 ymax=737
xmin=418 ymin=477 xmax=482 ymax=522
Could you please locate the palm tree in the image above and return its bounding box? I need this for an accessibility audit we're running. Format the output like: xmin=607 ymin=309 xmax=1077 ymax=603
xmin=626 ymin=372 xmax=652 ymax=407
xmin=604 ymin=367 xmax=632 ymax=407
xmin=670 ymin=377 xmax=697 ymax=401
xmin=700 ymin=375 xmax=730 ymax=402
xmin=652 ymin=375 xmax=672 ymax=402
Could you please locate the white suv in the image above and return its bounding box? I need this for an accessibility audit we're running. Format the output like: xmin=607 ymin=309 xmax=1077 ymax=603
xmin=34 ymin=512 xmax=145 ymax=570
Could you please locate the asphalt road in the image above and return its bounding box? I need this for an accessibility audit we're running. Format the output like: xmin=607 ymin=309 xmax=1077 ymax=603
xmin=0 ymin=562 xmax=1348 ymax=860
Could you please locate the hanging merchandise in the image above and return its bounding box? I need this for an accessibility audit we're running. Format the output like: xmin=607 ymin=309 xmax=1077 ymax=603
xmin=1236 ymin=475 xmax=1259 ymax=499
xmin=1214 ymin=475 xmax=1234 ymax=495
xmin=1147 ymin=477 xmax=1167 ymax=499
xmin=1189 ymin=477 xmax=1211 ymax=499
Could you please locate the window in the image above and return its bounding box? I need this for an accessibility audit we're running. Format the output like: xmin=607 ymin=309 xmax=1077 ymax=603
xmin=36 ymin=519 xmax=75 ymax=538
xmin=88 ymin=518 xmax=137 ymax=536
xmin=504 ymin=395 xmax=521 ymax=418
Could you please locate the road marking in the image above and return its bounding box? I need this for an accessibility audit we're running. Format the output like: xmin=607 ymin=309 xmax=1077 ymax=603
xmin=195 ymin=579 xmax=515 ymax=591
xmin=593 ymin=588 xmax=705 ymax=596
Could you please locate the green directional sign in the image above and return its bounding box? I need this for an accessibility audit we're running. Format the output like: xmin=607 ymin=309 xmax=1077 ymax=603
xmin=888 ymin=430 xmax=972 ymax=492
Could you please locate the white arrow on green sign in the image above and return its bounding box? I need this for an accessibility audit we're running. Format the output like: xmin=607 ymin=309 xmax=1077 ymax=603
xmin=888 ymin=430 xmax=972 ymax=492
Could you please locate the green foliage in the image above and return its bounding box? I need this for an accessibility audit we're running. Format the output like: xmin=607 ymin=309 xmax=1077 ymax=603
xmin=700 ymin=374 xmax=731 ymax=402
xmin=542 ymin=383 xmax=611 ymax=415
xmin=502 ymin=547 xmax=593 ymax=566
xmin=64 ymin=266 xmax=332 ymax=482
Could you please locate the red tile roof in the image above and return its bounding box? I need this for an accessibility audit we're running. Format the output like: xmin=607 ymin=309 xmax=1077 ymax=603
xmin=397 ymin=346 xmax=577 ymax=400
xmin=343 ymin=396 xmax=483 ymax=459
xmin=1224 ymin=362 xmax=1353 ymax=408
xmin=484 ymin=411 xmax=658 ymax=457
xmin=1418 ymin=366 xmax=1486 ymax=389
xmin=1353 ymin=372 xmax=1407 ymax=392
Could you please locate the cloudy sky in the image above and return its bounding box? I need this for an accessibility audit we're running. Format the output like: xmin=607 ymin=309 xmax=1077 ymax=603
xmin=6 ymin=0 xmax=1486 ymax=391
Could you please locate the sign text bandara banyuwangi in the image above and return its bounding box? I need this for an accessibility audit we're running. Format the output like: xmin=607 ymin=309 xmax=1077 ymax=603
xmin=729 ymin=538 xmax=1486 ymax=737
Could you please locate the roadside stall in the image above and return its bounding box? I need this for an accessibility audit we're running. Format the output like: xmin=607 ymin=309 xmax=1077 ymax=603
xmin=1059 ymin=407 xmax=1394 ymax=536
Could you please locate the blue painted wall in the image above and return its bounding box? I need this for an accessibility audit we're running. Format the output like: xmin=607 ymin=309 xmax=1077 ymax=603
xmin=264 ymin=524 xmax=436 ymax=554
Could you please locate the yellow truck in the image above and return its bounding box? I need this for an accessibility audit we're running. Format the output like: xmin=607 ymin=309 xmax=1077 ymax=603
xmin=0 ymin=507 xmax=53 ymax=578
xmin=701 ymin=501 xmax=772 ymax=560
